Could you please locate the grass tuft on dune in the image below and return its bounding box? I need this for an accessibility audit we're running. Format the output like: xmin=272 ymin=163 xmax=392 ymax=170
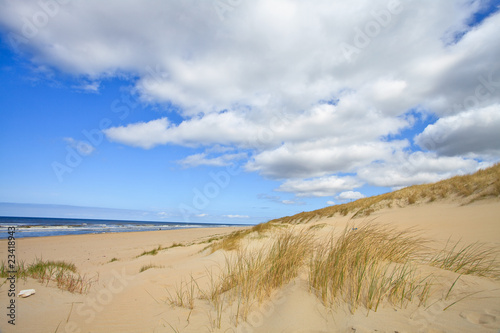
xmin=0 ymin=258 xmax=94 ymax=293
xmin=166 ymin=223 xmax=499 ymax=328
xmin=309 ymin=224 xmax=431 ymax=312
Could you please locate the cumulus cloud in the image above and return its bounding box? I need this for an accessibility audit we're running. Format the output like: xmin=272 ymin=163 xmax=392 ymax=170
xmin=178 ymin=152 xmax=247 ymax=168
xmin=415 ymin=105 xmax=500 ymax=158
xmin=357 ymin=151 xmax=485 ymax=188
xmin=336 ymin=191 xmax=366 ymax=202
xmin=258 ymin=194 xmax=304 ymax=205
xmin=277 ymin=176 xmax=362 ymax=197
xmin=73 ymin=81 xmax=100 ymax=93
xmin=2 ymin=0 xmax=500 ymax=197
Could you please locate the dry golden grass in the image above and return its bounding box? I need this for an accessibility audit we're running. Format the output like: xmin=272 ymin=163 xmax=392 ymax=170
xmin=308 ymin=224 xmax=499 ymax=313
xmin=207 ymin=221 xmax=279 ymax=252
xmin=270 ymin=163 xmax=500 ymax=224
xmin=309 ymin=224 xmax=431 ymax=312
xmin=139 ymin=263 xmax=164 ymax=273
xmin=215 ymin=231 xmax=313 ymax=321
xmin=168 ymin=231 xmax=313 ymax=326
xmin=166 ymin=223 xmax=499 ymax=327
xmin=429 ymin=239 xmax=499 ymax=278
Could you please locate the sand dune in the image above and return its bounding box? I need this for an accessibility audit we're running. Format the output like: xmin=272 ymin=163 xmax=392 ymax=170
xmin=1 ymin=199 xmax=499 ymax=333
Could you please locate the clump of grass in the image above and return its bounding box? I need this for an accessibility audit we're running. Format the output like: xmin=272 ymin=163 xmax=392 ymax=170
xmin=213 ymin=231 xmax=313 ymax=321
xmin=408 ymin=194 xmax=417 ymax=205
xmin=309 ymin=224 xmax=431 ymax=312
xmin=429 ymin=239 xmax=499 ymax=278
xmin=169 ymin=231 xmax=313 ymax=324
xmin=0 ymin=259 xmax=94 ymax=293
xmin=139 ymin=263 xmax=164 ymax=273
xmin=308 ymin=223 xmax=328 ymax=231
xmin=250 ymin=221 xmax=275 ymax=234
xmin=166 ymin=275 xmax=198 ymax=309
xmin=137 ymin=245 xmax=163 ymax=257
xmin=166 ymin=222 xmax=500 ymax=327
xmin=210 ymin=230 xmax=249 ymax=253
xmin=108 ymin=257 xmax=119 ymax=263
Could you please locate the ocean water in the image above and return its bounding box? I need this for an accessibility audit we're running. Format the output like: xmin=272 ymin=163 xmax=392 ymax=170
xmin=0 ymin=216 xmax=239 ymax=239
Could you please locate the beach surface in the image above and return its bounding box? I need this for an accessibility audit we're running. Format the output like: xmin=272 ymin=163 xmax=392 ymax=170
xmin=1 ymin=201 xmax=499 ymax=333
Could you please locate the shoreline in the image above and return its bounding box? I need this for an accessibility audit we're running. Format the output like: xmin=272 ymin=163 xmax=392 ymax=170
xmin=0 ymin=216 xmax=252 ymax=239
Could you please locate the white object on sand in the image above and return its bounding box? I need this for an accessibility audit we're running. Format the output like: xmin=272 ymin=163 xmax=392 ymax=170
xmin=18 ymin=289 xmax=36 ymax=298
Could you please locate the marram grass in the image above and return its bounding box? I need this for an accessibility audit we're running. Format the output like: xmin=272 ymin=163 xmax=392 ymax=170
xmin=165 ymin=223 xmax=499 ymax=327
xmin=0 ymin=258 xmax=94 ymax=293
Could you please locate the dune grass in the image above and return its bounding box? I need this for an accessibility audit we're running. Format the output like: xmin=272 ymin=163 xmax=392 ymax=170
xmin=137 ymin=245 xmax=163 ymax=257
xmin=0 ymin=258 xmax=94 ymax=293
xmin=165 ymin=275 xmax=198 ymax=309
xmin=139 ymin=263 xmax=164 ymax=273
xmin=166 ymin=221 xmax=499 ymax=327
xmin=308 ymin=224 xmax=432 ymax=312
xmin=204 ymin=231 xmax=313 ymax=322
xmin=207 ymin=221 xmax=278 ymax=253
xmin=136 ymin=243 xmax=186 ymax=258
xmin=168 ymin=230 xmax=313 ymax=325
xmin=429 ymin=239 xmax=499 ymax=279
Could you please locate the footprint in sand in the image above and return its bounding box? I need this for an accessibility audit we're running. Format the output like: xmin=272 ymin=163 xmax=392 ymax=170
xmin=460 ymin=311 xmax=498 ymax=328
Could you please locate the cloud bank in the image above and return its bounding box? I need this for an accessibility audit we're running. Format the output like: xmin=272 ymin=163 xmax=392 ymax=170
xmin=1 ymin=0 xmax=499 ymax=198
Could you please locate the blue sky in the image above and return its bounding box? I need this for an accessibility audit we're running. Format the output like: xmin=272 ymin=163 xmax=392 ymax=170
xmin=0 ymin=0 xmax=499 ymax=224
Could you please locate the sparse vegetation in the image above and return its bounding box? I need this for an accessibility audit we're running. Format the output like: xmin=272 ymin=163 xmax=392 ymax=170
xmin=207 ymin=222 xmax=278 ymax=253
xmin=137 ymin=245 xmax=163 ymax=257
xmin=165 ymin=221 xmax=499 ymax=328
xmin=0 ymin=258 xmax=94 ymax=293
xmin=108 ymin=257 xmax=119 ymax=263
xmin=162 ymin=164 xmax=500 ymax=327
xmin=250 ymin=221 xmax=275 ymax=234
xmin=429 ymin=239 xmax=499 ymax=278
xmin=309 ymin=224 xmax=431 ymax=312
xmin=166 ymin=275 xmax=198 ymax=309
xmin=139 ymin=263 xmax=164 ymax=273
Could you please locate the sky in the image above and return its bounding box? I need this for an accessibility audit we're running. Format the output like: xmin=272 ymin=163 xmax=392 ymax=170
xmin=0 ymin=0 xmax=499 ymax=224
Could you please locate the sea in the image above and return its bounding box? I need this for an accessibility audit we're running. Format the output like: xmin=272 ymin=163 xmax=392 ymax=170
xmin=0 ymin=216 xmax=240 ymax=239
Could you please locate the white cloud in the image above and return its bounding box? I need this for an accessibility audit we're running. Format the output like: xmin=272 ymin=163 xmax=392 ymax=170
xmin=224 ymin=215 xmax=250 ymax=218
xmin=357 ymin=151 xmax=484 ymax=188
xmin=415 ymin=105 xmax=500 ymax=158
xmin=326 ymin=200 xmax=336 ymax=206
xmin=64 ymin=137 xmax=95 ymax=156
xmin=73 ymin=81 xmax=100 ymax=93
xmin=2 ymin=1 xmax=500 ymax=197
xmin=196 ymin=213 xmax=208 ymax=217
xmin=281 ymin=200 xmax=298 ymax=205
xmin=157 ymin=212 xmax=170 ymax=218
xmin=277 ymin=176 xmax=362 ymax=197
xmin=104 ymin=118 xmax=172 ymax=149
xmin=336 ymin=191 xmax=366 ymax=201
xmin=178 ymin=152 xmax=247 ymax=168
xmin=258 ymin=194 xmax=304 ymax=205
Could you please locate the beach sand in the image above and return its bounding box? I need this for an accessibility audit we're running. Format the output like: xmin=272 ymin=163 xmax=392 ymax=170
xmin=1 ymin=201 xmax=499 ymax=333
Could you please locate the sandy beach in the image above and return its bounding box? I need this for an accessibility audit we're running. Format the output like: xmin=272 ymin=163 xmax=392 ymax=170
xmin=1 ymin=200 xmax=500 ymax=333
